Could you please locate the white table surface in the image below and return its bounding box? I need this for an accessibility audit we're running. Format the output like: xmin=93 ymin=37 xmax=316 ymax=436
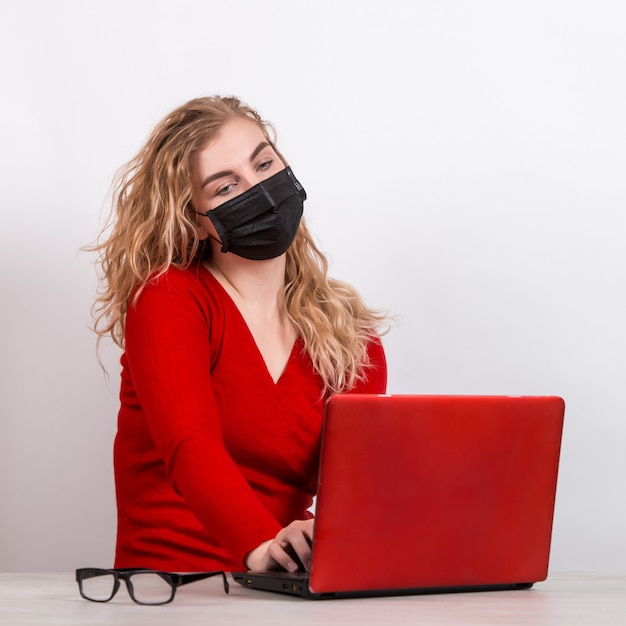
xmin=0 ymin=573 xmax=624 ymax=625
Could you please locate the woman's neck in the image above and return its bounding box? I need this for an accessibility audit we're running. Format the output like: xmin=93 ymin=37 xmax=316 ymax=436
xmin=204 ymin=253 xmax=297 ymax=383
xmin=203 ymin=253 xmax=287 ymax=310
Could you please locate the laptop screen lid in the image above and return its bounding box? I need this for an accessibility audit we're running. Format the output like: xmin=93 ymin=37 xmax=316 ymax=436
xmin=307 ymin=394 xmax=565 ymax=596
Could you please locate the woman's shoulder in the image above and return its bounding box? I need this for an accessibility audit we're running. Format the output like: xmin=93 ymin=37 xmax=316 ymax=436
xmin=351 ymin=336 xmax=388 ymax=394
xmin=133 ymin=262 xmax=227 ymax=314
xmin=142 ymin=263 xmax=221 ymax=295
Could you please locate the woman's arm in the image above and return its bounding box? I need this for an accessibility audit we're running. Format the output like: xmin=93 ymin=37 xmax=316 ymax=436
xmin=123 ymin=270 xmax=282 ymax=563
xmin=243 ymin=337 xmax=388 ymax=571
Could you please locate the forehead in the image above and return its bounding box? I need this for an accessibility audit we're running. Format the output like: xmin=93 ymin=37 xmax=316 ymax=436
xmin=195 ymin=117 xmax=269 ymax=166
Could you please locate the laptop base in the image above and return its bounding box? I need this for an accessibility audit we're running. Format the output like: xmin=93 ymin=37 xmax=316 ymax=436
xmin=232 ymin=571 xmax=534 ymax=600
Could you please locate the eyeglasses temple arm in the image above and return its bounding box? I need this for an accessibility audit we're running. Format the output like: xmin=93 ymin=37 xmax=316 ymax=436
xmin=178 ymin=571 xmax=230 ymax=594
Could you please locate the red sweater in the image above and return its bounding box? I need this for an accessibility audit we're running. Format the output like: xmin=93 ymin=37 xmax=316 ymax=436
xmin=114 ymin=263 xmax=387 ymax=572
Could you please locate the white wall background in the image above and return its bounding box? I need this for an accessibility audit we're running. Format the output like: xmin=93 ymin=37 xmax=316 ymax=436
xmin=1 ymin=0 xmax=624 ymax=573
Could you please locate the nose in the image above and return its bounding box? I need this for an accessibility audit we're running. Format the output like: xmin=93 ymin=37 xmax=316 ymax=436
xmin=238 ymin=174 xmax=258 ymax=194
xmin=236 ymin=167 xmax=275 ymax=197
xmin=242 ymin=166 xmax=273 ymax=191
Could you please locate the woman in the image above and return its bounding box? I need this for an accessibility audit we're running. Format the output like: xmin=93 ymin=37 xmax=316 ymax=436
xmin=91 ymin=96 xmax=388 ymax=573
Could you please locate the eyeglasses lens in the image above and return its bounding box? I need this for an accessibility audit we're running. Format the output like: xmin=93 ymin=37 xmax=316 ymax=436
xmin=128 ymin=572 xmax=174 ymax=604
xmin=80 ymin=571 xmax=116 ymax=602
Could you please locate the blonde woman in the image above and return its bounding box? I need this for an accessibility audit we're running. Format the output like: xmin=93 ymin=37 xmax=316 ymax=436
xmin=92 ymin=96 xmax=388 ymax=573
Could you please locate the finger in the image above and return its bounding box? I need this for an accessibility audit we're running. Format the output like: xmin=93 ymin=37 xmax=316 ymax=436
xmin=267 ymin=540 xmax=299 ymax=572
xmin=301 ymin=519 xmax=314 ymax=544
xmin=284 ymin=531 xmax=312 ymax=571
xmin=275 ymin=524 xmax=313 ymax=571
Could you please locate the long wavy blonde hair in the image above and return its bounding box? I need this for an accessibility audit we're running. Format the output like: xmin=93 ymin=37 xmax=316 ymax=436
xmin=90 ymin=95 xmax=388 ymax=392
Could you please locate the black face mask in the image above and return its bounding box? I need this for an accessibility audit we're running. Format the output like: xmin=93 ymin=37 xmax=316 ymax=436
xmin=194 ymin=167 xmax=306 ymax=260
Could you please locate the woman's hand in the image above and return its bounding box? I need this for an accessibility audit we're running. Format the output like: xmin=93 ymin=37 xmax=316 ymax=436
xmin=245 ymin=519 xmax=314 ymax=572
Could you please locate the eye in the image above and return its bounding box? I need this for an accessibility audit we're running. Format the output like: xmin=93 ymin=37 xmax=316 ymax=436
xmin=216 ymin=182 xmax=237 ymax=196
xmin=257 ymin=159 xmax=273 ymax=171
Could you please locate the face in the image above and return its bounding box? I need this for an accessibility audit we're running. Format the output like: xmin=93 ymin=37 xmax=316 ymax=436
xmin=190 ymin=117 xmax=285 ymax=241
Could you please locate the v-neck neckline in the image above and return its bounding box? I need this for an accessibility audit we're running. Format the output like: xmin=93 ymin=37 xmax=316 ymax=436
xmin=198 ymin=262 xmax=299 ymax=385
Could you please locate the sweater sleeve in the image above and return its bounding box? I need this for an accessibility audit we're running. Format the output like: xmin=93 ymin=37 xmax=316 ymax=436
xmin=122 ymin=271 xmax=282 ymax=565
xmin=348 ymin=336 xmax=388 ymax=394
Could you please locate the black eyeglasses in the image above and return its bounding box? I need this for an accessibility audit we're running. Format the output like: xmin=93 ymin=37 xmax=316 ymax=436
xmin=75 ymin=568 xmax=229 ymax=605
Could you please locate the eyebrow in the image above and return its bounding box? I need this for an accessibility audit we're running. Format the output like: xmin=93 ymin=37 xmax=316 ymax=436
xmin=200 ymin=141 xmax=271 ymax=189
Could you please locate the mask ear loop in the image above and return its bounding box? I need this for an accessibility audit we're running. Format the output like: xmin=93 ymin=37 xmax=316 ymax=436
xmin=211 ymin=233 xmax=228 ymax=252
xmin=188 ymin=207 xmax=228 ymax=252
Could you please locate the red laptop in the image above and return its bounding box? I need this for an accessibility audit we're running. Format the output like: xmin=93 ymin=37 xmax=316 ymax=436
xmin=233 ymin=394 xmax=565 ymax=599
